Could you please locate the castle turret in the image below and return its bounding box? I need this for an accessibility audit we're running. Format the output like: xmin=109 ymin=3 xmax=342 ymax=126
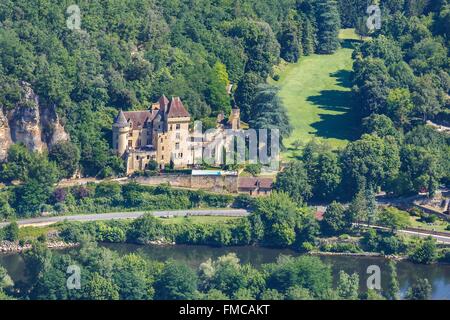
xmin=113 ymin=110 xmax=129 ymax=157
xmin=229 ymin=108 xmax=240 ymax=130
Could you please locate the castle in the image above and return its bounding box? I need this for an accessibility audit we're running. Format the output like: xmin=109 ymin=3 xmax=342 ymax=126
xmin=113 ymin=95 xmax=240 ymax=175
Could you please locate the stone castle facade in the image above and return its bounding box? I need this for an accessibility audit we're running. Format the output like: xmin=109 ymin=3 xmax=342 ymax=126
xmin=113 ymin=95 xmax=240 ymax=175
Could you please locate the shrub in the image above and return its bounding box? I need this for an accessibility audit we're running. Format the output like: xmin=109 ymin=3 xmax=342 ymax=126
xmin=3 ymin=222 xmax=19 ymax=242
xmin=409 ymin=237 xmax=437 ymax=264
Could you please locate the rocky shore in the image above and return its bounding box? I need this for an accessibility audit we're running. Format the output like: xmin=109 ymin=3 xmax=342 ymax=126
xmin=0 ymin=240 xmax=78 ymax=253
xmin=308 ymin=250 xmax=406 ymax=261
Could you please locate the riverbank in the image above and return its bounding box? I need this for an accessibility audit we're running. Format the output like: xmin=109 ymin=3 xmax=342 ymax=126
xmin=308 ymin=250 xmax=407 ymax=261
xmin=0 ymin=240 xmax=78 ymax=253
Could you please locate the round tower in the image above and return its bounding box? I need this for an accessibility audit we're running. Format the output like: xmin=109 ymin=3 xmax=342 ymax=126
xmin=113 ymin=110 xmax=129 ymax=157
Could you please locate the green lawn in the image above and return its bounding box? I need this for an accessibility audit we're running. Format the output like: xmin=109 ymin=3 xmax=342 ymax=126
xmin=158 ymin=216 xmax=241 ymax=225
xmin=273 ymin=29 xmax=361 ymax=159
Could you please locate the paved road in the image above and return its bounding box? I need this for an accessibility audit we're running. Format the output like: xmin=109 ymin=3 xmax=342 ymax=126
xmin=360 ymin=224 xmax=450 ymax=244
xmin=0 ymin=209 xmax=249 ymax=228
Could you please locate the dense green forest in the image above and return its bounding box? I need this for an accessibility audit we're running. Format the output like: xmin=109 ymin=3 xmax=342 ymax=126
xmin=0 ymin=0 xmax=342 ymax=177
xmin=0 ymin=0 xmax=449 ymax=220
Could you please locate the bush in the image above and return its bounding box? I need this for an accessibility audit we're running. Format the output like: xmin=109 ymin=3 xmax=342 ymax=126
xmin=3 ymin=222 xmax=19 ymax=242
xmin=244 ymin=164 xmax=262 ymax=176
xmin=409 ymin=237 xmax=437 ymax=264
xmin=419 ymin=214 xmax=437 ymax=224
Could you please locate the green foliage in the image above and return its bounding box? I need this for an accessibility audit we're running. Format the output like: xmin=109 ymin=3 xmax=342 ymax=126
xmin=316 ymin=0 xmax=341 ymax=54
xmin=341 ymin=134 xmax=400 ymax=193
xmin=409 ymin=237 xmax=438 ymax=264
xmin=274 ymin=161 xmax=312 ymax=205
xmin=378 ymin=207 xmax=411 ymax=232
xmin=321 ymin=201 xmax=349 ymax=235
xmin=406 ymin=278 xmax=432 ymax=300
xmin=154 ymin=260 xmax=198 ymax=300
xmin=48 ymin=141 xmax=80 ymax=179
xmin=385 ymin=261 xmax=400 ymax=300
xmin=337 ymin=271 xmax=359 ymax=300
xmin=2 ymin=222 xmax=19 ymax=242
xmin=251 ymin=192 xmax=301 ymax=247
xmin=265 ymin=255 xmax=333 ymax=299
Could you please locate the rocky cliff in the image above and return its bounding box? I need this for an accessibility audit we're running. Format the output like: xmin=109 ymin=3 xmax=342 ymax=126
xmin=0 ymin=81 xmax=69 ymax=160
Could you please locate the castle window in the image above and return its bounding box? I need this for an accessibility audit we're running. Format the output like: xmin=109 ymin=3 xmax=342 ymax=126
xmin=161 ymin=155 xmax=164 ymax=160
xmin=162 ymin=146 xmax=164 ymax=151
xmin=175 ymin=142 xmax=180 ymax=150
xmin=176 ymin=124 xmax=181 ymax=130
xmin=170 ymin=125 xmax=173 ymax=130
xmin=128 ymin=140 xmax=132 ymax=147
xmin=147 ymin=155 xmax=150 ymax=160
xmin=176 ymin=133 xmax=180 ymax=140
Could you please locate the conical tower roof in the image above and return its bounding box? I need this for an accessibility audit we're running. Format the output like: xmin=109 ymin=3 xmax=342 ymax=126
xmin=114 ymin=110 xmax=129 ymax=128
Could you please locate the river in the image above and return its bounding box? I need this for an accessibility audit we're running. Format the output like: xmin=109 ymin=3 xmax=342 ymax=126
xmin=1 ymin=243 xmax=449 ymax=299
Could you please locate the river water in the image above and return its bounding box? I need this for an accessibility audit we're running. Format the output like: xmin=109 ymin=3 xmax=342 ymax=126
xmin=1 ymin=243 xmax=449 ymax=299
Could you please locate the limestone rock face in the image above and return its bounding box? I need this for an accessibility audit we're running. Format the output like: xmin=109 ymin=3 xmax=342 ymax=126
xmin=0 ymin=81 xmax=69 ymax=160
xmin=0 ymin=108 xmax=12 ymax=160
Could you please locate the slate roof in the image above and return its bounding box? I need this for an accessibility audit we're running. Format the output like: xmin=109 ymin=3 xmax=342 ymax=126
xmin=238 ymin=177 xmax=273 ymax=190
xmin=167 ymin=97 xmax=190 ymax=118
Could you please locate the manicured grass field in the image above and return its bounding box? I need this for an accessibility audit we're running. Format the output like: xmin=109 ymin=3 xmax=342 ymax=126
xmin=273 ymin=29 xmax=361 ymax=159
xmin=158 ymin=216 xmax=241 ymax=225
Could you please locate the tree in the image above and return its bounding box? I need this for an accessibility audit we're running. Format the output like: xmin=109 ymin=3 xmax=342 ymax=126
xmin=274 ymin=161 xmax=312 ymax=205
xmin=49 ymin=141 xmax=80 ymax=179
xmin=2 ymin=222 xmax=19 ymax=242
xmin=406 ymin=278 xmax=432 ymax=300
xmin=251 ymin=192 xmax=301 ymax=247
xmin=265 ymin=255 xmax=333 ymax=299
xmin=337 ymin=271 xmax=359 ymax=300
xmin=378 ymin=207 xmax=410 ymax=232
xmin=226 ymin=19 xmax=280 ymax=78
xmin=385 ymin=261 xmax=400 ymax=300
xmin=154 ymin=260 xmax=198 ymax=300
xmin=199 ymin=253 xmax=263 ymax=299
xmin=412 ymin=75 xmax=443 ymax=121
xmin=83 ymin=273 xmax=120 ymax=300
xmin=113 ymin=254 xmax=154 ymax=300
xmin=316 ymin=0 xmax=341 ymax=54
xmin=279 ymin=10 xmax=302 ymax=63
xmin=353 ymin=58 xmax=392 ymax=117
xmin=322 ymin=201 xmax=349 ymax=235
xmin=302 ymin=142 xmax=342 ymax=201
xmin=248 ymin=84 xmax=292 ymax=140
xmin=345 ymin=189 xmax=368 ymax=226
xmin=341 ymin=134 xmax=400 ymax=194
xmin=362 ymin=114 xmax=399 ymax=139
xmin=359 ymin=36 xmax=403 ymax=66
xmin=386 ymin=88 xmax=414 ymax=126
xmin=285 ymin=286 xmax=312 ymax=300
xmin=0 ymin=266 xmax=13 ymax=291
xmin=206 ymin=61 xmax=231 ymax=115
xmin=409 ymin=237 xmax=438 ymax=264
xmin=234 ymin=72 xmax=262 ymax=122
xmin=0 ymin=144 xmax=34 ymax=183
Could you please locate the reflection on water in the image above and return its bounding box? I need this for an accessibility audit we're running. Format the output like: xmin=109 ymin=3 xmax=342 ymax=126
xmin=1 ymin=243 xmax=449 ymax=299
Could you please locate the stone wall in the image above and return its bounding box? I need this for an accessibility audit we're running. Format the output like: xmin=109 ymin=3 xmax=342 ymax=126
xmin=134 ymin=174 xmax=238 ymax=193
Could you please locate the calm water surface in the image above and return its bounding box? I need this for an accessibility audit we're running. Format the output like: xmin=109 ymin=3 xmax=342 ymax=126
xmin=1 ymin=243 xmax=449 ymax=299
